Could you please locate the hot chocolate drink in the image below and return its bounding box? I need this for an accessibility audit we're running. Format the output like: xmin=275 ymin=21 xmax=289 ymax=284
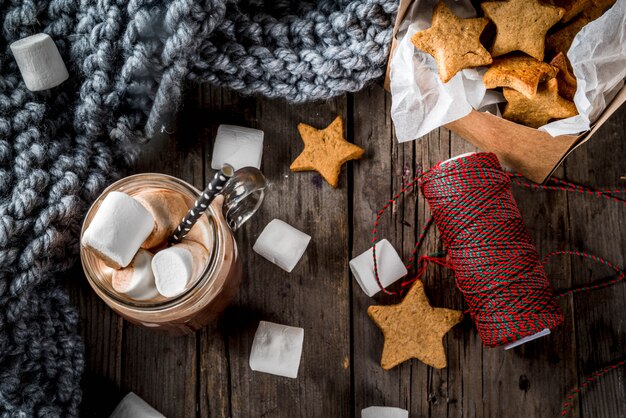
xmin=80 ymin=173 xmax=251 ymax=334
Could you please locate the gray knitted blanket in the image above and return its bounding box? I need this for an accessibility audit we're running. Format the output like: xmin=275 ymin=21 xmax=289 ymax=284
xmin=0 ymin=0 xmax=397 ymax=416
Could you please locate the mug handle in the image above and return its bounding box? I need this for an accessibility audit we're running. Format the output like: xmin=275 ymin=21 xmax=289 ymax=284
xmin=221 ymin=167 xmax=268 ymax=231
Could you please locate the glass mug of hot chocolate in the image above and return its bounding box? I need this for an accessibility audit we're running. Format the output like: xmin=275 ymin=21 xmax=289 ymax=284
xmin=80 ymin=168 xmax=267 ymax=334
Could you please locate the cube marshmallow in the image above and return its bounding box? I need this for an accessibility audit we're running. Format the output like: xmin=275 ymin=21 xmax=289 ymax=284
xmin=362 ymin=406 xmax=409 ymax=418
xmin=253 ymin=219 xmax=311 ymax=273
xmin=249 ymin=321 xmax=304 ymax=379
xmin=82 ymin=191 xmax=154 ymax=269
xmin=211 ymin=124 xmax=264 ymax=171
xmin=349 ymin=239 xmax=407 ymax=297
xmin=110 ymin=392 xmax=164 ymax=418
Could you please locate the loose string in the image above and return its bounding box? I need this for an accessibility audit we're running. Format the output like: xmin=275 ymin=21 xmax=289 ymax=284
xmin=541 ymin=250 xmax=626 ymax=417
xmin=369 ymin=152 xmax=626 ymax=416
xmin=560 ymin=359 xmax=626 ymax=417
xmin=371 ymin=174 xmax=426 ymax=295
xmin=514 ymin=175 xmax=626 ymax=417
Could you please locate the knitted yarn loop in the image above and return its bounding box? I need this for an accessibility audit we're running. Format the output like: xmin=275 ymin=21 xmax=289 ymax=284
xmin=0 ymin=0 xmax=398 ymax=415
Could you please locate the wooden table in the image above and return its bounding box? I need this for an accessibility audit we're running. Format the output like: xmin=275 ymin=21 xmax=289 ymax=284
xmin=70 ymin=82 xmax=626 ymax=418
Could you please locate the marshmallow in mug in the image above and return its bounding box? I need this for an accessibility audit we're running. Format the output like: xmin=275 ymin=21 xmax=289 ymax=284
xmin=135 ymin=188 xmax=215 ymax=250
xmin=152 ymin=240 xmax=209 ymax=297
xmin=112 ymin=249 xmax=159 ymax=301
xmin=133 ymin=189 xmax=190 ymax=249
xmin=81 ymin=191 xmax=154 ymax=269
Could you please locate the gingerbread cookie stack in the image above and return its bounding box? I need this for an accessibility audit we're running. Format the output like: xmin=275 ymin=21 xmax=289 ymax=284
xmin=410 ymin=0 xmax=616 ymax=128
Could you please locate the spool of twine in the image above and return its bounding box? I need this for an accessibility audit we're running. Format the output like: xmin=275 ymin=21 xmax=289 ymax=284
xmin=417 ymin=152 xmax=563 ymax=346
xmin=371 ymin=152 xmax=565 ymax=347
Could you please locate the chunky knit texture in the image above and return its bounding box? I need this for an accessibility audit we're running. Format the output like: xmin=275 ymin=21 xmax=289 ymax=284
xmin=0 ymin=0 xmax=396 ymax=416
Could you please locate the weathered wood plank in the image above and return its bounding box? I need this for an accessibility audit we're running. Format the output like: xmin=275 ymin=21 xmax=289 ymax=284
xmin=403 ymin=128 xmax=480 ymax=418
xmin=68 ymin=264 xmax=124 ymax=417
xmin=196 ymin=85 xmax=245 ymax=418
xmin=198 ymin=321 xmax=231 ymax=418
xmin=121 ymin=329 xmax=197 ymax=417
xmin=116 ymin=90 xmax=206 ymax=418
xmin=563 ymin=106 xmax=626 ymax=418
xmin=411 ymin=124 xmax=456 ymax=418
xmin=196 ymin=93 xmax=352 ymax=417
xmin=351 ymin=84 xmax=413 ymax=414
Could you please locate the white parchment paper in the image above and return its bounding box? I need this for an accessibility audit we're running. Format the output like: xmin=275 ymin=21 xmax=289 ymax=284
xmin=390 ymin=0 xmax=626 ymax=141
xmin=542 ymin=0 xmax=626 ymax=135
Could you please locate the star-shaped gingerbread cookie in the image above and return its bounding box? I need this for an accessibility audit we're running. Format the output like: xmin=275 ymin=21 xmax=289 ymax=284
xmin=550 ymin=52 xmax=577 ymax=101
xmin=368 ymin=280 xmax=463 ymax=370
xmin=482 ymin=0 xmax=564 ymax=60
xmin=411 ymin=1 xmax=492 ymax=83
xmin=483 ymin=55 xmax=558 ymax=98
xmin=546 ymin=0 xmax=614 ymax=56
xmin=550 ymin=0 xmax=591 ymax=23
xmin=503 ymin=78 xmax=578 ymax=128
xmin=546 ymin=15 xmax=588 ymax=56
xmin=290 ymin=116 xmax=364 ymax=188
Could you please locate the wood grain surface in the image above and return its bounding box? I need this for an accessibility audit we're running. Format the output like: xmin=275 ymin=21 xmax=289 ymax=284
xmin=69 ymin=82 xmax=626 ymax=418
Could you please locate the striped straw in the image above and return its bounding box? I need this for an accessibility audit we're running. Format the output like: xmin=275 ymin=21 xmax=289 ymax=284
xmin=169 ymin=164 xmax=234 ymax=245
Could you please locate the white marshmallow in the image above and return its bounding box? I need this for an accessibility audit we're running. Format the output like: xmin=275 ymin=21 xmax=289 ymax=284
xmin=252 ymin=219 xmax=311 ymax=273
xmin=349 ymin=239 xmax=408 ymax=297
xmin=82 ymin=191 xmax=155 ymax=269
xmin=133 ymin=189 xmax=189 ymax=249
xmin=152 ymin=241 xmax=208 ymax=298
xmin=112 ymin=249 xmax=158 ymax=301
xmin=211 ymin=125 xmax=264 ymax=171
xmin=184 ymin=214 xmax=213 ymax=249
xmin=110 ymin=392 xmax=165 ymax=418
xmin=134 ymin=189 xmax=214 ymax=249
xmin=10 ymin=33 xmax=69 ymax=91
xmin=362 ymin=406 xmax=409 ymax=418
xmin=249 ymin=321 xmax=304 ymax=379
